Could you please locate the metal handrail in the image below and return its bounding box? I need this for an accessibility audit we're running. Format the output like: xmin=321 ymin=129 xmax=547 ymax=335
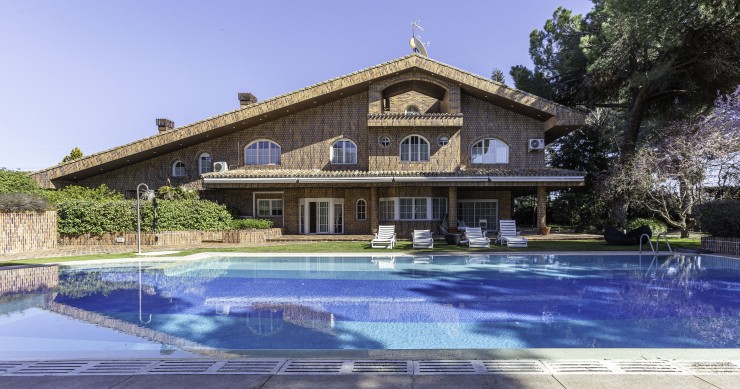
xmin=639 ymin=234 xmax=655 ymax=254
xmin=639 ymin=232 xmax=673 ymax=254
xmin=656 ymin=232 xmax=673 ymax=254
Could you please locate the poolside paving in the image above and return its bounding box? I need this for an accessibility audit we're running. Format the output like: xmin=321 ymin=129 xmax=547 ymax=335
xmin=1 ymin=373 xmax=737 ymax=389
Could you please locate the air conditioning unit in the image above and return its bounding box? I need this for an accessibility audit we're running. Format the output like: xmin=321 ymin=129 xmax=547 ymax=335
xmin=528 ymin=138 xmax=545 ymax=151
xmin=213 ymin=161 xmax=228 ymax=173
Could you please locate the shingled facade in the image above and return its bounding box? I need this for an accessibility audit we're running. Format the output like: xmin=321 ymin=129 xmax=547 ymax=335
xmin=32 ymin=54 xmax=586 ymax=236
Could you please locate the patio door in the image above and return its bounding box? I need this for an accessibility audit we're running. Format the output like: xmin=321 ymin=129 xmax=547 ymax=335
xmin=300 ymin=198 xmax=343 ymax=234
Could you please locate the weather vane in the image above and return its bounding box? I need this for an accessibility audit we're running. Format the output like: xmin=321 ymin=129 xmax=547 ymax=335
xmin=410 ymin=20 xmax=430 ymax=57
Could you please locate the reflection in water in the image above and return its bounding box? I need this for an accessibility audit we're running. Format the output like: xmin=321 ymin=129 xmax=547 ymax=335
xmin=0 ymin=254 xmax=738 ymax=355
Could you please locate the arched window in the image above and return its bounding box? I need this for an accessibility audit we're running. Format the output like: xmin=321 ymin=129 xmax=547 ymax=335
xmin=356 ymin=199 xmax=367 ymax=220
xmin=400 ymin=135 xmax=430 ymax=162
xmin=199 ymin=153 xmax=213 ymax=175
xmin=245 ymin=140 xmax=281 ymax=165
xmin=404 ymin=105 xmax=420 ymax=115
xmin=172 ymin=160 xmax=186 ymax=177
xmin=471 ymin=138 xmax=509 ymax=164
xmin=330 ymin=139 xmax=357 ymax=164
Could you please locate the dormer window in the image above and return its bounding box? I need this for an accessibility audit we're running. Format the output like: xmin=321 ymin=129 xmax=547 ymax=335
xmin=330 ymin=139 xmax=357 ymax=165
xmin=404 ymin=105 xmax=421 ymax=115
xmin=471 ymin=138 xmax=509 ymax=164
xmin=172 ymin=160 xmax=186 ymax=177
xmin=199 ymin=153 xmax=213 ymax=175
xmin=245 ymin=140 xmax=281 ymax=165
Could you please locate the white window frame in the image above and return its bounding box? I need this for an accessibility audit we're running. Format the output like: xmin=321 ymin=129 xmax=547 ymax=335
xmin=172 ymin=160 xmax=186 ymax=177
xmin=198 ymin=153 xmax=213 ymax=175
xmin=257 ymin=199 xmax=283 ymax=217
xmin=399 ymin=135 xmax=430 ymax=162
xmin=378 ymin=197 xmax=446 ymax=221
xmin=356 ymin=198 xmax=367 ymax=220
xmin=471 ymin=138 xmax=509 ymax=164
xmin=330 ymin=139 xmax=358 ymax=165
xmin=245 ymin=139 xmax=281 ymax=165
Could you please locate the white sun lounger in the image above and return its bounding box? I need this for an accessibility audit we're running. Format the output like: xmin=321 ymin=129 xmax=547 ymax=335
xmin=497 ymin=220 xmax=528 ymax=247
xmin=371 ymin=225 xmax=397 ymax=249
xmin=465 ymin=227 xmax=490 ymax=248
xmin=412 ymin=229 xmax=434 ymax=249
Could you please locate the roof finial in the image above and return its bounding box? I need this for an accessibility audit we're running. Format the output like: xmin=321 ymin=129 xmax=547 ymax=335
xmin=410 ymin=20 xmax=430 ymax=57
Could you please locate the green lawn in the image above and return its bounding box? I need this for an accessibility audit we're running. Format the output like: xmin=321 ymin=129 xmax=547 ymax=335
xmin=0 ymin=238 xmax=702 ymax=267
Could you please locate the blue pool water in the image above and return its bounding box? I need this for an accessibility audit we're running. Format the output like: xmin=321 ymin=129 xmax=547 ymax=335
xmin=1 ymin=253 xmax=739 ymax=356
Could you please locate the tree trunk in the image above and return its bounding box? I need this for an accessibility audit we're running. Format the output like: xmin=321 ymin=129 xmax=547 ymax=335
xmin=610 ymin=196 xmax=628 ymax=228
xmin=680 ymin=228 xmax=690 ymax=238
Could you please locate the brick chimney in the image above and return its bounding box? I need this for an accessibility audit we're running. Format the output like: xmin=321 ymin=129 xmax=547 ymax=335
xmin=156 ymin=118 xmax=174 ymax=133
xmin=238 ymin=92 xmax=258 ymax=106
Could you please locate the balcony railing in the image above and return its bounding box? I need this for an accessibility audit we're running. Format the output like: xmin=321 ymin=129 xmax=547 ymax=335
xmin=367 ymin=112 xmax=463 ymax=127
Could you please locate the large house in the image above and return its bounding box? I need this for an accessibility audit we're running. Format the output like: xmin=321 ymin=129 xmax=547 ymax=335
xmin=32 ymin=54 xmax=586 ymax=236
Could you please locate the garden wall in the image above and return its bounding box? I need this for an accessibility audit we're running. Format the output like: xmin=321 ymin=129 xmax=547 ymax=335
xmin=59 ymin=228 xmax=283 ymax=246
xmin=0 ymin=211 xmax=57 ymax=254
xmin=701 ymin=237 xmax=740 ymax=256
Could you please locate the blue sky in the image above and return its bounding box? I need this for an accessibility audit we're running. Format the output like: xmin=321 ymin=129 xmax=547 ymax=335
xmin=0 ymin=0 xmax=592 ymax=171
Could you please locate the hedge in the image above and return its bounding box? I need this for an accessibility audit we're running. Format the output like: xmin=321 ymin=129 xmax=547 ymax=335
xmin=231 ymin=218 xmax=273 ymax=229
xmin=57 ymin=199 xmax=233 ymax=235
xmin=625 ymin=218 xmax=668 ymax=234
xmin=0 ymin=169 xmax=40 ymax=194
xmin=695 ymin=200 xmax=740 ymax=238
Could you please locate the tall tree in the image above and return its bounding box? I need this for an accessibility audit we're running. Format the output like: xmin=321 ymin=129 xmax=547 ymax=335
xmin=512 ymin=0 xmax=740 ymax=226
xmin=62 ymin=147 xmax=83 ymax=163
xmin=491 ymin=68 xmax=506 ymax=84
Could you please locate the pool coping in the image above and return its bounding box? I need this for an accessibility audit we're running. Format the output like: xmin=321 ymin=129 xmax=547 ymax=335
xmin=50 ymin=250 xmax=740 ymax=267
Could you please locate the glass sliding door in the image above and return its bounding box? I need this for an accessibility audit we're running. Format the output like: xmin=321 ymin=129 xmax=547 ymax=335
xmin=299 ymin=198 xmax=344 ymax=234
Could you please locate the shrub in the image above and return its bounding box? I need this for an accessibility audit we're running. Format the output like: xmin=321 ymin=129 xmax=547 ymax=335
xmin=0 ymin=193 xmax=50 ymax=212
xmin=43 ymin=184 xmax=124 ymax=205
xmin=56 ymin=198 xmax=233 ymax=235
xmin=625 ymin=218 xmax=668 ymax=234
xmin=157 ymin=186 xmax=199 ymax=200
xmin=139 ymin=199 xmax=231 ymax=231
xmin=695 ymin=200 xmax=740 ymax=238
xmin=56 ymin=200 xmax=136 ymax=235
xmin=0 ymin=169 xmax=40 ymax=194
xmin=231 ymin=218 xmax=273 ymax=229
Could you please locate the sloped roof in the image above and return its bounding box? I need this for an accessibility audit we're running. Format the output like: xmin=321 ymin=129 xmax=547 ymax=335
xmin=204 ymin=168 xmax=586 ymax=179
xmin=32 ymin=54 xmax=587 ymax=187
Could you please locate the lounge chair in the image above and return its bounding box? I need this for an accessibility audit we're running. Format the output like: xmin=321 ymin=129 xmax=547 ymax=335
xmin=371 ymin=225 xmax=396 ymax=249
xmin=465 ymin=227 xmax=490 ymax=248
xmin=412 ymin=230 xmax=434 ymax=249
xmin=497 ymin=220 xmax=528 ymax=247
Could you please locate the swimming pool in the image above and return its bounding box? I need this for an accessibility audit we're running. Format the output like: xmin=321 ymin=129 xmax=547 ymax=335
xmin=1 ymin=253 xmax=738 ymax=358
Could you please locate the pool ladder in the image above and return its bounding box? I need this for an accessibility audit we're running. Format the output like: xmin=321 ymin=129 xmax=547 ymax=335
xmin=639 ymin=232 xmax=673 ymax=254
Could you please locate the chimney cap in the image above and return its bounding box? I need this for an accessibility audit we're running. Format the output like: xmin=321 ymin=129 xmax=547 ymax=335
xmin=156 ymin=118 xmax=174 ymax=132
xmin=238 ymin=92 xmax=258 ymax=104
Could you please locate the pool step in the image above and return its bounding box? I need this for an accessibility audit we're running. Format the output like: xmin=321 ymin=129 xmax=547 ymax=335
xmin=2 ymin=359 xmax=739 ymax=376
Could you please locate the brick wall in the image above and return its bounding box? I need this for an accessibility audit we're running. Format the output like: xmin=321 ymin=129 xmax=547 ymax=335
xmin=59 ymin=228 xmax=283 ymax=246
xmin=0 ymin=265 xmax=59 ymax=296
xmin=0 ymin=211 xmax=57 ymax=254
xmin=701 ymin=237 xmax=740 ymax=256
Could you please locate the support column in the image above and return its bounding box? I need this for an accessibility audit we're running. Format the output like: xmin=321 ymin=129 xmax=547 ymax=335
xmin=370 ymin=187 xmax=378 ymax=234
xmin=448 ymin=186 xmax=458 ymax=232
xmin=536 ymin=186 xmax=548 ymax=234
